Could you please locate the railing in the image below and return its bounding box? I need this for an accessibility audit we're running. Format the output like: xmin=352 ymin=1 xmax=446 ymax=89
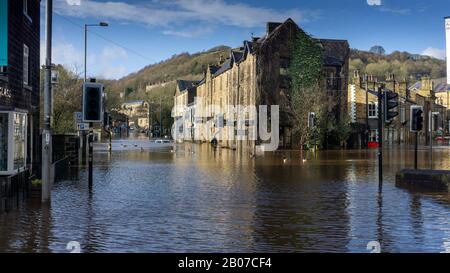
xmin=0 ymin=171 xmax=29 ymax=213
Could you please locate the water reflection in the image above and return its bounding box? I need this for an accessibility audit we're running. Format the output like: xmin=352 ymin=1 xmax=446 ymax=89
xmin=0 ymin=142 xmax=449 ymax=253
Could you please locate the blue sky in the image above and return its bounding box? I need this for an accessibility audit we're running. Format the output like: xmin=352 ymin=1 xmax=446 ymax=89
xmin=42 ymin=0 xmax=450 ymax=79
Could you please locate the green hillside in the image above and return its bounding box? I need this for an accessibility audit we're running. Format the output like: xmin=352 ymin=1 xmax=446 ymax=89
xmin=349 ymin=50 xmax=446 ymax=82
xmin=105 ymin=46 xmax=231 ymax=110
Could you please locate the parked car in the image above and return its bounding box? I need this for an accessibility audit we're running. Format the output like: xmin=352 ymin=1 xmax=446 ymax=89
xmin=155 ymin=139 xmax=171 ymax=144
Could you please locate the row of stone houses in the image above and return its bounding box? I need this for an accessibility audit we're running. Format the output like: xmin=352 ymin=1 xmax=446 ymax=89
xmin=174 ymin=18 xmax=350 ymax=152
xmin=348 ymin=71 xmax=449 ymax=148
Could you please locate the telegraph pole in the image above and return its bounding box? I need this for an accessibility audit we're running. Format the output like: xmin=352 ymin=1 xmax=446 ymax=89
xmin=42 ymin=0 xmax=53 ymax=202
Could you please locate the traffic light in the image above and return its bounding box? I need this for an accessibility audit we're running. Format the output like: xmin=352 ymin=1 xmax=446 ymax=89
xmin=410 ymin=105 xmax=423 ymax=132
xmin=383 ymin=90 xmax=398 ymax=123
xmin=83 ymin=82 xmax=104 ymax=122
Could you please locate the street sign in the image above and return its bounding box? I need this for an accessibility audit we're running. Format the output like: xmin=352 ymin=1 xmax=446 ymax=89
xmin=77 ymin=123 xmax=90 ymax=131
xmin=74 ymin=112 xmax=83 ymax=123
xmin=0 ymin=0 xmax=7 ymax=66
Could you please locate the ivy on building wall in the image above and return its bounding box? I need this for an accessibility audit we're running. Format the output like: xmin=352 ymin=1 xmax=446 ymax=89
xmin=289 ymin=31 xmax=323 ymax=90
xmin=288 ymin=31 xmax=324 ymax=149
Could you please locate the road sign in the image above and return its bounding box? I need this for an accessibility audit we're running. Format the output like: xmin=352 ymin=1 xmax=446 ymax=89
xmin=74 ymin=112 xmax=83 ymax=123
xmin=77 ymin=123 xmax=90 ymax=131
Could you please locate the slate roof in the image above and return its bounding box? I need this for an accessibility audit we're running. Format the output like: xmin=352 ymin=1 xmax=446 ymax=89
xmin=231 ymin=50 xmax=244 ymax=63
xmin=213 ymin=58 xmax=233 ymax=77
xmin=209 ymin=65 xmax=220 ymax=75
xmin=315 ymin=39 xmax=350 ymax=66
xmin=410 ymin=77 xmax=450 ymax=93
xmin=176 ymin=80 xmax=199 ymax=92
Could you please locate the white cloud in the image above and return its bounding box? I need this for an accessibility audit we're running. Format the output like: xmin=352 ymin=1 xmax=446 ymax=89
xmin=97 ymin=45 xmax=129 ymax=79
xmin=66 ymin=0 xmax=81 ymax=6
xmin=53 ymin=0 xmax=319 ymax=30
xmin=40 ymin=42 xmax=129 ymax=79
xmin=162 ymin=26 xmax=215 ymax=38
xmin=367 ymin=0 xmax=382 ymax=6
xmin=422 ymin=47 xmax=446 ymax=60
xmin=40 ymin=41 xmax=83 ymax=68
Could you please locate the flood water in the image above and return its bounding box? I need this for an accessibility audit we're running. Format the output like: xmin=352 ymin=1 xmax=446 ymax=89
xmin=0 ymin=140 xmax=449 ymax=253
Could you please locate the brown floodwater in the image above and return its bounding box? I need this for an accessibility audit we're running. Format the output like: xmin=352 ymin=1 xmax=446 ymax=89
xmin=0 ymin=141 xmax=449 ymax=253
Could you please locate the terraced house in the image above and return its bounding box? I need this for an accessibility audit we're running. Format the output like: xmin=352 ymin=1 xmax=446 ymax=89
xmin=0 ymin=0 xmax=40 ymax=178
xmin=174 ymin=18 xmax=350 ymax=151
xmin=348 ymin=72 xmax=448 ymax=148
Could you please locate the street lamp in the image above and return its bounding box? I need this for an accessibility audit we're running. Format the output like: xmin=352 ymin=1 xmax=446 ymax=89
xmin=83 ymin=22 xmax=108 ymax=187
xmin=84 ymin=22 xmax=109 ymax=82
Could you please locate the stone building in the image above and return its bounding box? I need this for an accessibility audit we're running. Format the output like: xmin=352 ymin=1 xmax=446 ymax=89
xmin=348 ymin=72 xmax=448 ymax=148
xmin=174 ymin=18 xmax=350 ymax=151
xmin=0 ymin=0 xmax=40 ymax=176
xmin=173 ymin=80 xmax=198 ymax=142
xmin=119 ymin=100 xmax=149 ymax=129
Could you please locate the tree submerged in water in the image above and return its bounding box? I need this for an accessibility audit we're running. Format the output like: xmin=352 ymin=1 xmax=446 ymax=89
xmin=288 ymin=30 xmax=324 ymax=149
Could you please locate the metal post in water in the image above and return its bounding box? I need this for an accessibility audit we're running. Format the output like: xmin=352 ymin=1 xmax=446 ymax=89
xmin=88 ymin=122 xmax=93 ymax=189
xmin=414 ymin=132 xmax=418 ymax=170
xmin=377 ymin=86 xmax=383 ymax=190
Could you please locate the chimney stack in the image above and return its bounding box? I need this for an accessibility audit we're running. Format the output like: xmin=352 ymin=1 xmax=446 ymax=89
xmin=446 ymin=17 xmax=450 ymax=84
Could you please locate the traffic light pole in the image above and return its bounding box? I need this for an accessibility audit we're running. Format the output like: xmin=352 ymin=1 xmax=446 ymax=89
xmin=429 ymin=111 xmax=433 ymax=170
xmin=89 ymin=122 xmax=93 ymax=189
xmin=377 ymin=87 xmax=383 ymax=191
xmin=414 ymin=132 xmax=418 ymax=170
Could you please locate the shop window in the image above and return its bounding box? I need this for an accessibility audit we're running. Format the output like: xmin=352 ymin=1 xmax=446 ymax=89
xmin=14 ymin=113 xmax=27 ymax=169
xmin=0 ymin=111 xmax=28 ymax=175
xmin=0 ymin=113 xmax=8 ymax=171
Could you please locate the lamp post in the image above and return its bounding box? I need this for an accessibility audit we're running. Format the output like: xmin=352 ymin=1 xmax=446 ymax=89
xmin=84 ymin=22 xmax=108 ymax=190
xmin=84 ymin=22 xmax=108 ymax=82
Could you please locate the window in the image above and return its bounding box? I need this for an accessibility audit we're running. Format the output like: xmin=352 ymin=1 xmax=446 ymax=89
xmin=0 ymin=112 xmax=28 ymax=174
xmin=0 ymin=113 xmax=8 ymax=171
xmin=23 ymin=0 xmax=28 ymax=15
xmin=369 ymin=130 xmax=378 ymax=143
xmin=368 ymin=102 xmax=378 ymax=118
xmin=23 ymin=0 xmax=32 ymax=22
xmin=400 ymin=105 xmax=406 ymax=123
xmin=13 ymin=113 xmax=27 ymax=170
xmin=23 ymin=44 xmax=29 ymax=85
xmin=279 ymin=58 xmax=290 ymax=75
